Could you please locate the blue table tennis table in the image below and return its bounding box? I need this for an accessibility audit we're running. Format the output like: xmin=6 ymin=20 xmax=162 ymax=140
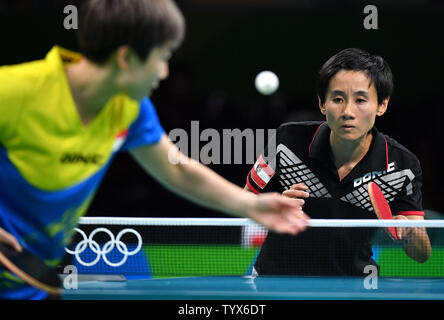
xmin=62 ymin=275 xmax=444 ymax=300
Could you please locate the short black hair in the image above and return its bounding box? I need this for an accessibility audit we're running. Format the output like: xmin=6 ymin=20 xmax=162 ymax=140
xmin=76 ymin=0 xmax=185 ymax=63
xmin=316 ymin=48 xmax=394 ymax=105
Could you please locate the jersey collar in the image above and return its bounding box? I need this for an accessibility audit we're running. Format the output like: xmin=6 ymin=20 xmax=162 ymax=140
xmin=49 ymin=45 xmax=83 ymax=65
xmin=308 ymin=122 xmax=390 ymax=178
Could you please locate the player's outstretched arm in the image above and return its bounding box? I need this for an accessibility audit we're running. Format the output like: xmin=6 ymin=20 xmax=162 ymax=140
xmin=394 ymin=215 xmax=431 ymax=263
xmin=130 ymin=135 xmax=309 ymax=235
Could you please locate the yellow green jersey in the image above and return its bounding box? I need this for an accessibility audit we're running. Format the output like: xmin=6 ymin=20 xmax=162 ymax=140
xmin=0 ymin=46 xmax=165 ymax=299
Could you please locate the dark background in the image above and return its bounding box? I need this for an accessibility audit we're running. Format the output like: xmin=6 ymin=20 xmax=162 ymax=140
xmin=1 ymin=0 xmax=443 ymax=218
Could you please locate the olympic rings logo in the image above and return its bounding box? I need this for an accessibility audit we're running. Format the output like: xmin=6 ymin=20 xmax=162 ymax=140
xmin=65 ymin=227 xmax=142 ymax=267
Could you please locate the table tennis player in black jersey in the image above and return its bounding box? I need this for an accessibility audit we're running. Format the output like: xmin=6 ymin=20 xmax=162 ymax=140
xmin=244 ymin=48 xmax=431 ymax=276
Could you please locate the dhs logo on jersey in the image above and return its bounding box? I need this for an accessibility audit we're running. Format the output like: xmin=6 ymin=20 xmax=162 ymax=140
xmin=60 ymin=153 xmax=103 ymax=165
xmin=353 ymin=162 xmax=395 ymax=188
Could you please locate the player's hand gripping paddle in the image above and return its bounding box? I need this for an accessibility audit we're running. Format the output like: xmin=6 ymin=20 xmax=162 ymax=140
xmin=0 ymin=243 xmax=62 ymax=296
xmin=368 ymin=182 xmax=398 ymax=240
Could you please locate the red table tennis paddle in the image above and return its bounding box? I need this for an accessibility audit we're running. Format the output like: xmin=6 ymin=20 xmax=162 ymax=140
xmin=0 ymin=243 xmax=62 ymax=296
xmin=368 ymin=182 xmax=399 ymax=240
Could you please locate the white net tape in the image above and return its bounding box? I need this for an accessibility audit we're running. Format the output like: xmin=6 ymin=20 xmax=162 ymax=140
xmin=78 ymin=217 xmax=444 ymax=228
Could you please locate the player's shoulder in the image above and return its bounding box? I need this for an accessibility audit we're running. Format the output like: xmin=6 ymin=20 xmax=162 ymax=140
xmin=383 ymin=133 xmax=421 ymax=168
xmin=107 ymin=96 xmax=161 ymax=133
xmin=276 ymin=121 xmax=324 ymax=144
xmin=0 ymin=59 xmax=47 ymax=117
xmin=129 ymin=97 xmax=158 ymax=121
xmin=274 ymin=121 xmax=324 ymax=147
xmin=0 ymin=56 xmax=55 ymax=96
xmin=1 ymin=51 xmax=53 ymax=74
xmin=0 ymin=62 xmax=32 ymax=92
xmin=278 ymin=121 xmax=324 ymax=135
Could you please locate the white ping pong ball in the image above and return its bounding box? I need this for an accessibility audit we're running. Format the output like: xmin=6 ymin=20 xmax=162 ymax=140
xmin=255 ymin=71 xmax=279 ymax=95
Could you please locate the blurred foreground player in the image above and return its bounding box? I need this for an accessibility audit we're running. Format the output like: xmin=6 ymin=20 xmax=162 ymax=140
xmin=245 ymin=48 xmax=431 ymax=276
xmin=0 ymin=0 xmax=308 ymax=299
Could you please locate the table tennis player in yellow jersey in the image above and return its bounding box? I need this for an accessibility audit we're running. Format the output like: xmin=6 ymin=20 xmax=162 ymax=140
xmin=0 ymin=0 xmax=308 ymax=299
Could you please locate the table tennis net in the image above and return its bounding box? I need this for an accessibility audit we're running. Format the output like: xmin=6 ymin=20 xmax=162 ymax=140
xmin=60 ymin=217 xmax=444 ymax=279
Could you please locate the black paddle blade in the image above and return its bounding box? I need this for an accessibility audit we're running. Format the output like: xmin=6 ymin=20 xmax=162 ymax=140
xmin=0 ymin=243 xmax=62 ymax=290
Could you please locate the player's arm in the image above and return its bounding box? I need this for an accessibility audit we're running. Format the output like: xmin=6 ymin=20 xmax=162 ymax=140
xmin=244 ymin=183 xmax=311 ymax=224
xmin=394 ymin=214 xmax=431 ymax=263
xmin=245 ymin=183 xmax=310 ymax=202
xmin=130 ymin=135 xmax=309 ymax=234
xmin=0 ymin=228 xmax=22 ymax=251
xmin=391 ymin=156 xmax=431 ymax=263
